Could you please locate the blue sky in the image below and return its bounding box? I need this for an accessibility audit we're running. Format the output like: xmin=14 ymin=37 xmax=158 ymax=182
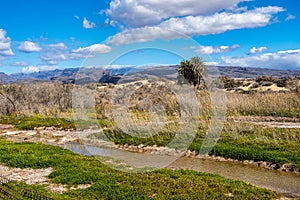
xmin=0 ymin=0 xmax=299 ymax=74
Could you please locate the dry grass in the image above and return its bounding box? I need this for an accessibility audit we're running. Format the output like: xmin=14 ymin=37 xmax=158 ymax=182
xmin=1 ymin=81 xmax=299 ymax=119
xmin=227 ymin=92 xmax=300 ymax=117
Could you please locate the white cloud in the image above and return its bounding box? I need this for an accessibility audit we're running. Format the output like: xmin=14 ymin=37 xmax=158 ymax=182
xmin=18 ymin=41 xmax=42 ymax=53
xmin=204 ymin=61 xmax=219 ymax=66
xmin=48 ymin=42 xmax=67 ymax=50
xmin=248 ymin=46 xmax=268 ymax=54
xmin=221 ymin=49 xmax=300 ymax=69
xmin=105 ymin=0 xmax=247 ymax=27
xmin=106 ymin=6 xmax=285 ymax=45
xmin=21 ymin=66 xmax=40 ymax=73
xmin=277 ymin=49 xmax=300 ymax=54
xmin=83 ymin=17 xmax=96 ymax=29
xmin=71 ymin=44 xmax=112 ymax=54
xmin=21 ymin=65 xmax=59 ymax=73
xmin=195 ymin=44 xmax=240 ymax=54
xmin=285 ymin=13 xmax=296 ymax=21
xmin=11 ymin=61 xmax=28 ymax=66
xmin=0 ymin=29 xmax=14 ymax=57
xmin=40 ymin=44 xmax=111 ymax=64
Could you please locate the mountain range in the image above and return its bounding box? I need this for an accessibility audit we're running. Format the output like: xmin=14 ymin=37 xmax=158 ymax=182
xmin=1 ymin=66 xmax=300 ymax=83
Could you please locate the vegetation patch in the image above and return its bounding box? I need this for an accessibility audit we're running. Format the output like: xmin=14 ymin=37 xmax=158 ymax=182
xmin=100 ymin=122 xmax=300 ymax=169
xmin=0 ymin=115 xmax=75 ymax=130
xmin=0 ymin=139 xmax=281 ymax=199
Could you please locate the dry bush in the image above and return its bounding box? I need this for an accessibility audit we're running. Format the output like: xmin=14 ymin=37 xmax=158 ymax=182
xmin=0 ymin=83 xmax=72 ymax=116
xmin=227 ymin=92 xmax=300 ymax=117
xmin=2 ymin=81 xmax=298 ymax=119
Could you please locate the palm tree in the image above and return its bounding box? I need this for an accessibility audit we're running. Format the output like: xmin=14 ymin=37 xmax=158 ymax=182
xmin=178 ymin=56 xmax=207 ymax=88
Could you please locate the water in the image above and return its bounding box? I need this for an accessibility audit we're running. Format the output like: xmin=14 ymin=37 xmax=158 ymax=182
xmin=60 ymin=143 xmax=300 ymax=197
xmin=169 ymin=158 xmax=300 ymax=197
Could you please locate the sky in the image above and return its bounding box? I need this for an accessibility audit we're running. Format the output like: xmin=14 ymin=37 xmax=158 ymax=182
xmin=0 ymin=0 xmax=299 ymax=74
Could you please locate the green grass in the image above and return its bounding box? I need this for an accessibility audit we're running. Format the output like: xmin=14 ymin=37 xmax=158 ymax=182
xmin=0 ymin=115 xmax=75 ymax=130
xmin=0 ymin=182 xmax=52 ymax=200
xmin=0 ymin=139 xmax=280 ymax=199
xmin=0 ymin=114 xmax=115 ymax=131
xmin=99 ymin=122 xmax=300 ymax=169
xmin=102 ymin=129 xmax=176 ymax=147
xmin=1 ymin=114 xmax=299 ymax=169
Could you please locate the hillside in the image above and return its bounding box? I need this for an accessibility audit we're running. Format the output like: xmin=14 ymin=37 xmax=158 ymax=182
xmin=1 ymin=66 xmax=300 ymax=83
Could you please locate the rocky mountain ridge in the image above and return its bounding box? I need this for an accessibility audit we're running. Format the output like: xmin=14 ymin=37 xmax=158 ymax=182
xmin=1 ymin=66 xmax=300 ymax=83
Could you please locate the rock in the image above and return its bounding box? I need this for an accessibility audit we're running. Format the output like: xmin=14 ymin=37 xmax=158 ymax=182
xmin=166 ymin=149 xmax=176 ymax=156
xmin=257 ymin=161 xmax=268 ymax=168
xmin=45 ymin=127 xmax=56 ymax=131
xmin=280 ymin=164 xmax=294 ymax=172
xmin=37 ymin=126 xmax=46 ymax=131
xmin=218 ymin=157 xmax=226 ymax=162
xmin=138 ymin=149 xmax=143 ymax=153
xmin=243 ymin=160 xmax=249 ymax=164
xmin=270 ymin=163 xmax=280 ymax=170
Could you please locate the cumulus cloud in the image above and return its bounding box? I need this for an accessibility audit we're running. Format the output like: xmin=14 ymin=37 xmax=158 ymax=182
xmin=221 ymin=49 xmax=300 ymax=69
xmin=21 ymin=66 xmax=40 ymax=73
xmin=71 ymin=44 xmax=112 ymax=54
xmin=195 ymin=44 xmax=240 ymax=54
xmin=204 ymin=61 xmax=219 ymax=66
xmin=285 ymin=14 xmax=296 ymax=21
xmin=18 ymin=41 xmax=42 ymax=53
xmin=48 ymin=42 xmax=67 ymax=50
xmin=40 ymin=42 xmax=71 ymax=63
xmin=40 ymin=43 xmax=111 ymax=64
xmin=105 ymin=0 xmax=247 ymax=27
xmin=0 ymin=29 xmax=14 ymax=57
xmin=106 ymin=6 xmax=285 ymax=45
xmin=248 ymin=46 xmax=268 ymax=54
xmin=21 ymin=65 xmax=59 ymax=73
xmin=83 ymin=17 xmax=96 ymax=29
xmin=11 ymin=61 xmax=28 ymax=66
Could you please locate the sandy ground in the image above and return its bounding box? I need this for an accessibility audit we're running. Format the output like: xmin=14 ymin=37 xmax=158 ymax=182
xmin=0 ymin=163 xmax=91 ymax=194
xmin=0 ymin=164 xmax=52 ymax=185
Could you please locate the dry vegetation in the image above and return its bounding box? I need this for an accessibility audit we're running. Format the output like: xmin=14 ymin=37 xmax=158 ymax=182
xmin=227 ymin=92 xmax=300 ymax=117
xmin=0 ymin=77 xmax=299 ymax=199
xmin=0 ymin=83 xmax=72 ymax=116
xmin=0 ymin=77 xmax=299 ymax=119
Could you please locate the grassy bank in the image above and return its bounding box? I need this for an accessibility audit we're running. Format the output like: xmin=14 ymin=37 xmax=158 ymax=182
xmin=99 ymin=121 xmax=300 ymax=169
xmin=0 ymin=139 xmax=280 ymax=199
xmin=0 ymin=114 xmax=75 ymax=130
xmin=192 ymin=122 xmax=300 ymax=168
xmin=0 ymin=114 xmax=115 ymax=131
xmin=1 ymin=114 xmax=299 ymax=169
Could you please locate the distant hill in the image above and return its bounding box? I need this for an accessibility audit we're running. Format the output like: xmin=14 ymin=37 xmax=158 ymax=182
xmin=1 ymin=66 xmax=300 ymax=83
xmin=0 ymin=72 xmax=15 ymax=83
xmin=217 ymin=66 xmax=300 ymax=78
